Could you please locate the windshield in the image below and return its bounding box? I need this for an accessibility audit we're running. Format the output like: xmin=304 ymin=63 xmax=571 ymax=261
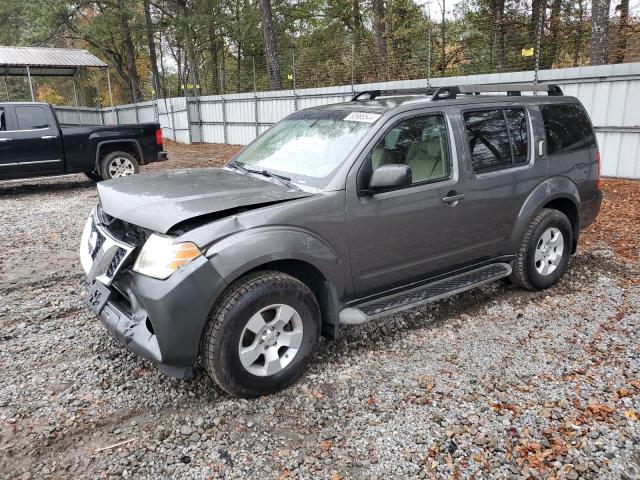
xmin=229 ymin=109 xmax=378 ymax=189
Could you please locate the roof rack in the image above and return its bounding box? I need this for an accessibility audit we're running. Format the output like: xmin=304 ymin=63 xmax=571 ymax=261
xmin=351 ymin=83 xmax=563 ymax=102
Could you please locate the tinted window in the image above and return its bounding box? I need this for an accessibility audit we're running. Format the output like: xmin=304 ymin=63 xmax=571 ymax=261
xmin=15 ymin=106 xmax=49 ymax=130
xmin=0 ymin=108 xmax=5 ymax=131
xmin=505 ymin=109 xmax=528 ymax=164
xmin=464 ymin=110 xmax=512 ymax=172
xmin=369 ymin=114 xmax=451 ymax=184
xmin=541 ymin=103 xmax=595 ymax=155
xmin=464 ymin=108 xmax=529 ymax=173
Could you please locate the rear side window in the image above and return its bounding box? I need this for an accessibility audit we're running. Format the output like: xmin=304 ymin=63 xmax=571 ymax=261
xmin=0 ymin=108 xmax=5 ymax=131
xmin=463 ymin=108 xmax=529 ymax=173
xmin=15 ymin=106 xmax=50 ymax=130
xmin=541 ymin=104 xmax=595 ymax=155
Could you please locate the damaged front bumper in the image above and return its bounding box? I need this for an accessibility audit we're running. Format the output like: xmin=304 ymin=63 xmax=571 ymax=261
xmin=80 ymin=209 xmax=228 ymax=378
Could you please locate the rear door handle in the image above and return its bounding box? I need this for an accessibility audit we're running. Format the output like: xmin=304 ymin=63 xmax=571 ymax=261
xmin=442 ymin=192 xmax=466 ymax=204
xmin=575 ymin=162 xmax=587 ymax=168
xmin=41 ymin=135 xmax=57 ymax=140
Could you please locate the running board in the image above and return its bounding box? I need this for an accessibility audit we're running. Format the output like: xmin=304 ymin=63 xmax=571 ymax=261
xmin=339 ymin=263 xmax=512 ymax=325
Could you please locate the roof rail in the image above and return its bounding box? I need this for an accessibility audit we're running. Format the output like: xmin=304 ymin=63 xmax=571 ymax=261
xmin=351 ymin=83 xmax=563 ymax=102
xmin=432 ymin=83 xmax=564 ymax=100
xmin=351 ymin=88 xmax=436 ymax=101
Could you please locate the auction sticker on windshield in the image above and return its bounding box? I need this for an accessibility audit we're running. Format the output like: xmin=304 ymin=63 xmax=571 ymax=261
xmin=344 ymin=112 xmax=382 ymax=123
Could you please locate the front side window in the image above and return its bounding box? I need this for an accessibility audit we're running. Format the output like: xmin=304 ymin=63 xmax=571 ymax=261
xmin=231 ymin=109 xmax=375 ymax=189
xmin=0 ymin=108 xmax=5 ymax=131
xmin=368 ymin=114 xmax=451 ymax=184
xmin=541 ymin=103 xmax=596 ymax=155
xmin=464 ymin=108 xmax=529 ymax=173
xmin=14 ymin=106 xmax=50 ymax=130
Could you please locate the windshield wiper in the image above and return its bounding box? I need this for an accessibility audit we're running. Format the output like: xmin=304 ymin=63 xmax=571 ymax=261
xmin=230 ymin=161 xmax=298 ymax=190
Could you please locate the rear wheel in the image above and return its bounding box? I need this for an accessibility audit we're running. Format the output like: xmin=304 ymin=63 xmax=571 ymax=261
xmin=100 ymin=151 xmax=139 ymax=180
xmin=201 ymin=271 xmax=320 ymax=397
xmin=510 ymin=208 xmax=572 ymax=290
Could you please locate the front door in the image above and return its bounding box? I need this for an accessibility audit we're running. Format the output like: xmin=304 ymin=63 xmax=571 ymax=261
xmin=346 ymin=110 xmax=476 ymax=298
xmin=11 ymin=104 xmax=64 ymax=176
xmin=0 ymin=107 xmax=17 ymax=177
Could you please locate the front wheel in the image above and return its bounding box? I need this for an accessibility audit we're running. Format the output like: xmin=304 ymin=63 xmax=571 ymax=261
xmin=510 ymin=208 xmax=573 ymax=290
xmin=201 ymin=271 xmax=320 ymax=397
xmin=100 ymin=151 xmax=139 ymax=180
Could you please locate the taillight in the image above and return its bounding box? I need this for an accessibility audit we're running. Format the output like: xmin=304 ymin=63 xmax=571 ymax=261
xmin=155 ymin=128 xmax=163 ymax=145
xmin=596 ymin=150 xmax=602 ymax=190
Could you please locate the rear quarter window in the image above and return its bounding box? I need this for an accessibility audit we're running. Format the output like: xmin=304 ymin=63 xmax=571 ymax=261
xmin=541 ymin=103 xmax=596 ymax=155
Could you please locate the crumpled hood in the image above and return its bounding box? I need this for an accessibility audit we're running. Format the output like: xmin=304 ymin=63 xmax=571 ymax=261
xmin=97 ymin=168 xmax=312 ymax=233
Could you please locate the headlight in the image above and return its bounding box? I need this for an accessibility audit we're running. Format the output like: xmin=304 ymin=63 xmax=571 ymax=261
xmin=132 ymin=234 xmax=202 ymax=280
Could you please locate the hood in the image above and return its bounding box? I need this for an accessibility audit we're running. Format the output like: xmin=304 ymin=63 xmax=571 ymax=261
xmin=97 ymin=168 xmax=313 ymax=233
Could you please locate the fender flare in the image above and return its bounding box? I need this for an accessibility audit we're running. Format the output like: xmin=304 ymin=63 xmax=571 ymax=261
xmin=508 ymin=176 xmax=581 ymax=252
xmin=94 ymin=139 xmax=144 ymax=171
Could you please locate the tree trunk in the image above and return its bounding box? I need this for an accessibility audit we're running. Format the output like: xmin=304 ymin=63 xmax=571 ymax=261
xmin=258 ymin=0 xmax=282 ymax=90
xmin=372 ymin=0 xmax=387 ymax=77
xmin=143 ymin=0 xmax=161 ymax=98
xmin=573 ymin=0 xmax=585 ymax=66
xmin=493 ymin=0 xmax=505 ymax=71
xmin=117 ymin=0 xmax=142 ymax=102
xmin=590 ymin=0 xmax=612 ymax=65
xmin=439 ymin=0 xmax=446 ymax=74
xmin=615 ymin=0 xmax=629 ymax=63
xmin=544 ymin=0 xmax=562 ymax=68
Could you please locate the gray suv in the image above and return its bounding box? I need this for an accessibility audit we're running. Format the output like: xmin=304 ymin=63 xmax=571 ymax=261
xmin=80 ymin=83 xmax=602 ymax=397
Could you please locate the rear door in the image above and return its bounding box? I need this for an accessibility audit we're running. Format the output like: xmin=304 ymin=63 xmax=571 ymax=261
xmin=11 ymin=104 xmax=64 ymax=176
xmin=457 ymin=104 xmax=547 ymax=260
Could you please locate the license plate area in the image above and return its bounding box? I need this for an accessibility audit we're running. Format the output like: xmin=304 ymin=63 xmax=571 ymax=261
xmin=84 ymin=279 xmax=111 ymax=314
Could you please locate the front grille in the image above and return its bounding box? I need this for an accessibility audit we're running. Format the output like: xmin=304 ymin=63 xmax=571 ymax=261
xmin=84 ymin=209 xmax=136 ymax=286
xmin=97 ymin=206 xmax=151 ymax=247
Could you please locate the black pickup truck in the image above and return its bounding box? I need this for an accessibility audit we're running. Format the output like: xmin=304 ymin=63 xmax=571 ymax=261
xmin=0 ymin=102 xmax=167 ymax=181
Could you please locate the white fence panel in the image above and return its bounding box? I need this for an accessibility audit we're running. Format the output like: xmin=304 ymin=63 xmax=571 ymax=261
xmin=51 ymin=62 xmax=640 ymax=178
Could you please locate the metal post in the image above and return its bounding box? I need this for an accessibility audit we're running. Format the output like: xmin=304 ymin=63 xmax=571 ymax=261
xmin=221 ymin=97 xmax=228 ymax=144
xmin=427 ymin=29 xmax=432 ymax=89
xmin=106 ymin=67 xmax=116 ymax=123
xmin=292 ymin=51 xmax=298 ymax=112
xmin=3 ymin=76 xmax=9 ymax=101
xmin=134 ymin=103 xmax=140 ymax=123
xmin=351 ymin=37 xmax=355 ymax=95
xmin=72 ymin=76 xmax=81 ymax=125
xmin=26 ymin=66 xmax=34 ymax=101
xmin=534 ymin=11 xmax=544 ymax=85
xmin=253 ymin=56 xmax=259 ymax=139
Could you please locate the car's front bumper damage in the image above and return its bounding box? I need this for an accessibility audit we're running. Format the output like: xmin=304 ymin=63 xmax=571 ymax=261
xmin=80 ymin=209 xmax=227 ymax=378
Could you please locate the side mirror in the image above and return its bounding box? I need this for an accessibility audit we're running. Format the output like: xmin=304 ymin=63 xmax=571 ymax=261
xmin=367 ymin=164 xmax=412 ymax=192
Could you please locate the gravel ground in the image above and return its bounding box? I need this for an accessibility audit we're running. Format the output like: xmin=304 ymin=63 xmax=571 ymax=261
xmin=1 ymin=145 xmax=639 ymax=479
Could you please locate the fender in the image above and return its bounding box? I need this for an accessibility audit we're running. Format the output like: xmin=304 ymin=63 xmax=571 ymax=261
xmin=508 ymin=176 xmax=581 ymax=253
xmin=93 ymin=138 xmax=144 ymax=171
xmin=204 ymin=225 xmax=349 ymax=300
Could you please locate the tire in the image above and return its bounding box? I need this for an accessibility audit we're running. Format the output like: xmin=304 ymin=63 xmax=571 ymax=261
xmin=510 ymin=208 xmax=573 ymax=291
xmin=201 ymin=271 xmax=320 ymax=397
xmin=84 ymin=171 xmax=103 ymax=182
xmin=100 ymin=151 xmax=139 ymax=180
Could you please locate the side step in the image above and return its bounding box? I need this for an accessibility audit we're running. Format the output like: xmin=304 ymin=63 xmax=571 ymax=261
xmin=339 ymin=263 xmax=512 ymax=325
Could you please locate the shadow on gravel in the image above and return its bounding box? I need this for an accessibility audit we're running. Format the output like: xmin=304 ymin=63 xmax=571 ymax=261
xmin=0 ymin=176 xmax=97 ymax=197
xmin=314 ymin=251 xmax=632 ymax=365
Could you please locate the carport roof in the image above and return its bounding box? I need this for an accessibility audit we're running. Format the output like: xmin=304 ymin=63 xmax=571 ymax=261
xmin=0 ymin=46 xmax=107 ymax=76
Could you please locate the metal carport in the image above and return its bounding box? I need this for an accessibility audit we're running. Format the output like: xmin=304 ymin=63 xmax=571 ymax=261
xmin=0 ymin=46 xmax=114 ymax=113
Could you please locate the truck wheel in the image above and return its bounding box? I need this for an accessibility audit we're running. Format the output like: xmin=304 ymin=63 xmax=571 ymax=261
xmin=510 ymin=208 xmax=572 ymax=291
xmin=101 ymin=151 xmax=139 ymax=180
xmin=201 ymin=271 xmax=320 ymax=397
xmin=84 ymin=171 xmax=103 ymax=182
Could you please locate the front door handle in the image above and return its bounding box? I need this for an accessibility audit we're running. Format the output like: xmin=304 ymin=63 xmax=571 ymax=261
xmin=41 ymin=135 xmax=57 ymax=140
xmin=0 ymin=137 xmax=11 ymax=142
xmin=442 ymin=192 xmax=466 ymax=204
